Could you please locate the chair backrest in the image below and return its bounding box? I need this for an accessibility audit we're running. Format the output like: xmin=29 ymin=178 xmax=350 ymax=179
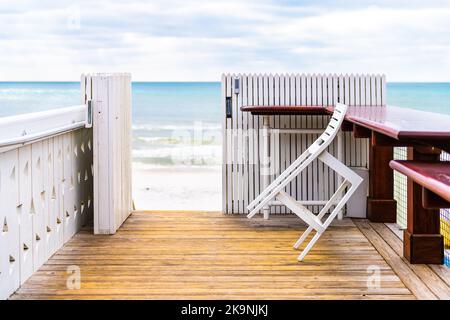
xmin=307 ymin=103 xmax=348 ymax=155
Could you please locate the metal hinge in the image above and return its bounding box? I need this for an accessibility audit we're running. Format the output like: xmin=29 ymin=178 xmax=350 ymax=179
xmin=226 ymin=97 xmax=232 ymax=118
xmin=233 ymin=77 xmax=240 ymax=95
xmin=85 ymin=100 xmax=93 ymax=128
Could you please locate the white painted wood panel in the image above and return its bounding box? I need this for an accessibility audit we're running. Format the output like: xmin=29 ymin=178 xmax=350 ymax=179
xmin=17 ymin=146 xmax=33 ymax=285
xmin=226 ymin=76 xmax=232 ymax=213
xmin=84 ymin=73 xmax=133 ymax=234
xmin=0 ymin=150 xmax=20 ymax=299
xmin=221 ymin=74 xmax=228 ymax=213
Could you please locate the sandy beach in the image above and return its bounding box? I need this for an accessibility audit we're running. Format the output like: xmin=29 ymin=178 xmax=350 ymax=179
xmin=132 ymin=164 xmax=222 ymax=211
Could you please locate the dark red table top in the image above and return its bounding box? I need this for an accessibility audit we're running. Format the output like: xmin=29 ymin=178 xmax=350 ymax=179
xmin=241 ymin=105 xmax=450 ymax=141
xmin=326 ymin=106 xmax=450 ymax=141
xmin=389 ymin=160 xmax=450 ymax=202
xmin=240 ymin=105 xmax=329 ymax=115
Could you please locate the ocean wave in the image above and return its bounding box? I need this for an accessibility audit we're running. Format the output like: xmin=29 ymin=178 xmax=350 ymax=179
xmin=133 ymin=135 xmax=221 ymax=145
xmin=0 ymin=89 xmax=79 ymax=95
xmin=132 ymin=144 xmax=221 ymax=166
xmin=132 ymin=123 xmax=222 ymax=131
xmin=133 ymin=162 xmax=221 ymax=170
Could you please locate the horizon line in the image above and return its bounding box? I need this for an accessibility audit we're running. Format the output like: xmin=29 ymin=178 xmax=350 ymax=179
xmin=1 ymin=80 xmax=450 ymax=84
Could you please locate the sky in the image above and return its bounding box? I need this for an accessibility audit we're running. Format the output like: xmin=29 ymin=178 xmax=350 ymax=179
xmin=1 ymin=0 xmax=450 ymax=81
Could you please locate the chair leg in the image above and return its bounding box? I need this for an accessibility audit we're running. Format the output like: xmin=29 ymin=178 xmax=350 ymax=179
xmin=293 ymin=226 xmax=313 ymax=249
xmin=293 ymin=180 xmax=348 ymax=249
xmin=296 ymin=183 xmax=360 ymax=261
xmin=298 ymin=231 xmax=322 ymax=261
xmin=321 ymin=184 xmax=359 ymax=230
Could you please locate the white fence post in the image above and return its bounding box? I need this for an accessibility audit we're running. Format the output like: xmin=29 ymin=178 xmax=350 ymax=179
xmin=83 ymin=73 xmax=133 ymax=234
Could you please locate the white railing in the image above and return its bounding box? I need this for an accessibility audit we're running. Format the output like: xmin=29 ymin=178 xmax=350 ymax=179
xmin=0 ymin=104 xmax=91 ymax=152
xmin=0 ymin=105 xmax=93 ymax=299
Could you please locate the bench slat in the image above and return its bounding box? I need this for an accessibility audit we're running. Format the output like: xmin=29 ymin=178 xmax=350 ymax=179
xmin=389 ymin=160 xmax=450 ymax=203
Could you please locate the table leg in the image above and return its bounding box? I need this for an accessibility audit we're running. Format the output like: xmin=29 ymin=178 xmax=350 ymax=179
xmin=262 ymin=116 xmax=270 ymax=219
xmin=404 ymin=147 xmax=444 ymax=264
xmin=337 ymin=130 xmax=344 ymax=220
xmin=367 ymin=144 xmax=397 ymax=222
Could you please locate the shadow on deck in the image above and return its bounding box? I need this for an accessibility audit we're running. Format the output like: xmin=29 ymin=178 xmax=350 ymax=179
xmin=10 ymin=211 xmax=450 ymax=300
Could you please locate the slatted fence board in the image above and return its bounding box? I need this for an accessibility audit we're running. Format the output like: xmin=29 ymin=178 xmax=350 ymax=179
xmin=222 ymin=74 xmax=386 ymax=214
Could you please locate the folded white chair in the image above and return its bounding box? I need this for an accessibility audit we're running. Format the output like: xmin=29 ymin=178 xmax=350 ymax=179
xmin=247 ymin=103 xmax=363 ymax=261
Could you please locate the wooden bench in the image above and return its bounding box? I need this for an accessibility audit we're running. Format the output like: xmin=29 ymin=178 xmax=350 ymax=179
xmin=390 ymin=160 xmax=450 ymax=264
xmin=390 ymin=160 xmax=450 ymax=206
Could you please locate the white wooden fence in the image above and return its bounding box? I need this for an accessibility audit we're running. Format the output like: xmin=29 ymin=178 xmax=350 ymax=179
xmin=82 ymin=73 xmax=133 ymax=234
xmin=1 ymin=73 xmax=133 ymax=299
xmin=0 ymin=106 xmax=93 ymax=299
xmin=222 ymin=74 xmax=386 ymax=215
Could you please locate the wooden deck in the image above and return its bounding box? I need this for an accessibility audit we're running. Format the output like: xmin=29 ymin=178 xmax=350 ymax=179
xmin=10 ymin=211 xmax=450 ymax=300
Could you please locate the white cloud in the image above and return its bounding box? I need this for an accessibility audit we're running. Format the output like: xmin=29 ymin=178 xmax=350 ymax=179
xmin=0 ymin=0 xmax=449 ymax=81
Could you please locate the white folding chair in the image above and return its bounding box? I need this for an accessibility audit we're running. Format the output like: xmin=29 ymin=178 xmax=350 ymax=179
xmin=247 ymin=103 xmax=363 ymax=261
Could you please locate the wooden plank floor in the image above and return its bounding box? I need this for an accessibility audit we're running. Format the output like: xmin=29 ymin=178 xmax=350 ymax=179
xmin=10 ymin=211 xmax=449 ymax=300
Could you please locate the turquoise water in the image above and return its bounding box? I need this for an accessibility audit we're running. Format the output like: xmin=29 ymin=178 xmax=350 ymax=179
xmin=1 ymin=82 xmax=449 ymax=118
xmin=0 ymin=82 xmax=449 ymax=165
xmin=0 ymin=82 xmax=81 ymax=117
xmin=388 ymin=83 xmax=450 ymax=115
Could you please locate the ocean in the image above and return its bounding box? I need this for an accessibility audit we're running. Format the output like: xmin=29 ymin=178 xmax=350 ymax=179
xmin=0 ymin=82 xmax=449 ymax=167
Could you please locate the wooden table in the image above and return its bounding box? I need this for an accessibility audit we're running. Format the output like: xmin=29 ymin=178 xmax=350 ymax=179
xmin=241 ymin=105 xmax=330 ymax=115
xmin=331 ymin=106 xmax=450 ymax=153
xmin=242 ymin=105 xmax=450 ymax=264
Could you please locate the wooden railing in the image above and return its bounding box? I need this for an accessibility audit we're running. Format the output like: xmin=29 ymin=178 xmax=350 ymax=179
xmin=0 ymin=105 xmax=93 ymax=299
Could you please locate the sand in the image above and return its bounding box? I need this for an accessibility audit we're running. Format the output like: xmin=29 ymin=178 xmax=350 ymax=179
xmin=132 ymin=164 xmax=221 ymax=211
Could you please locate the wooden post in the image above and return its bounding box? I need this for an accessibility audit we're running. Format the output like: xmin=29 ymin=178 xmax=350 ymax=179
xmin=404 ymin=146 xmax=444 ymax=264
xmin=367 ymin=133 xmax=397 ymax=222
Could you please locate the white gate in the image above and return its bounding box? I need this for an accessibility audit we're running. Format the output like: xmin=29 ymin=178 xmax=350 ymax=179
xmin=81 ymin=73 xmax=133 ymax=234
xmin=221 ymin=74 xmax=386 ymax=214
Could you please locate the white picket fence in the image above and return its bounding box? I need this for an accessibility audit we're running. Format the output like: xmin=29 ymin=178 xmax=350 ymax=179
xmin=0 ymin=106 xmax=93 ymax=299
xmin=222 ymin=74 xmax=386 ymax=214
